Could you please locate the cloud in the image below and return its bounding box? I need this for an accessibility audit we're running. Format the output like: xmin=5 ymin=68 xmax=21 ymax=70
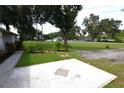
xmin=76 ymin=4 xmax=124 ymax=29
xmin=33 ymin=23 xmax=60 ymax=34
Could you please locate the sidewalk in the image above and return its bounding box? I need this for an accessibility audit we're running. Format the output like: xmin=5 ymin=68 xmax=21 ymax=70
xmin=0 ymin=51 xmax=23 ymax=87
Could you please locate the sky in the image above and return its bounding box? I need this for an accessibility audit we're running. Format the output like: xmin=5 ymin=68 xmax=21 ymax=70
xmin=0 ymin=0 xmax=124 ymax=34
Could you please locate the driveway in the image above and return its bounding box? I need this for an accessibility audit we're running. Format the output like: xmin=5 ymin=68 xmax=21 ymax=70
xmin=79 ymin=48 xmax=124 ymax=64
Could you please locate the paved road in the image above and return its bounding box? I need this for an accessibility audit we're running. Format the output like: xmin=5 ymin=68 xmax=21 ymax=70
xmin=79 ymin=49 xmax=124 ymax=64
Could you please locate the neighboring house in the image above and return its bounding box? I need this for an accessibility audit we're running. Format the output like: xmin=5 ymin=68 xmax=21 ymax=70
xmin=79 ymin=35 xmax=93 ymax=42
xmin=52 ymin=37 xmax=63 ymax=42
xmin=46 ymin=36 xmax=63 ymax=42
xmin=0 ymin=27 xmax=18 ymax=50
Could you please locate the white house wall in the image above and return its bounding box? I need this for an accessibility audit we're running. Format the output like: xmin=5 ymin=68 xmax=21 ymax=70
xmin=0 ymin=31 xmax=5 ymax=50
xmin=12 ymin=35 xmax=16 ymax=43
xmin=2 ymin=33 xmax=16 ymax=49
xmin=13 ymin=35 xmax=18 ymax=42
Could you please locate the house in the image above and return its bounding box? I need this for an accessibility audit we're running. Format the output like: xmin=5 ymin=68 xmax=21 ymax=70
xmin=0 ymin=27 xmax=18 ymax=50
xmin=46 ymin=36 xmax=63 ymax=42
xmin=79 ymin=35 xmax=92 ymax=42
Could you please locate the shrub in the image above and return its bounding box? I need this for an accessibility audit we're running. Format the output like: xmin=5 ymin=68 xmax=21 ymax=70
xmin=0 ymin=47 xmax=15 ymax=63
xmin=15 ymin=41 xmax=23 ymax=50
xmin=0 ymin=51 xmax=8 ymax=63
xmin=5 ymin=43 xmax=15 ymax=55
xmin=115 ymin=38 xmax=123 ymax=43
xmin=105 ymin=45 xmax=109 ymax=49
xmin=28 ymin=46 xmax=35 ymax=53
xmin=0 ymin=43 xmax=17 ymax=63
xmin=34 ymin=44 xmax=43 ymax=53
xmin=55 ymin=42 xmax=62 ymax=51
xmin=24 ymin=42 xmax=44 ymax=53
xmin=63 ymin=43 xmax=69 ymax=51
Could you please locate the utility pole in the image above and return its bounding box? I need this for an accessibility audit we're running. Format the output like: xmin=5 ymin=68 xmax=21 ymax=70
xmin=41 ymin=24 xmax=43 ymax=40
xmin=121 ymin=8 xmax=124 ymax=12
xmin=36 ymin=23 xmax=39 ymax=42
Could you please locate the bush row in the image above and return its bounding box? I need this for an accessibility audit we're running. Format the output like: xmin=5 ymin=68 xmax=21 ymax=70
xmin=23 ymin=41 xmax=69 ymax=53
xmin=0 ymin=41 xmax=22 ymax=63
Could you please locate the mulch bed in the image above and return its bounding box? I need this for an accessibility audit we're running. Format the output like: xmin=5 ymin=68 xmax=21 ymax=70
xmin=0 ymin=50 xmax=12 ymax=64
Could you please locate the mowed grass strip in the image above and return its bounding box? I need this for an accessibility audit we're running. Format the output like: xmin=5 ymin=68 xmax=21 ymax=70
xmin=69 ymin=42 xmax=124 ymax=50
xmin=23 ymin=41 xmax=124 ymax=51
xmin=16 ymin=53 xmax=70 ymax=67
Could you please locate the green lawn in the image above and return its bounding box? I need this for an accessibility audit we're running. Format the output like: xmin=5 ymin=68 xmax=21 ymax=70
xmin=16 ymin=41 xmax=124 ymax=88
xmin=70 ymin=42 xmax=124 ymax=50
xmin=23 ymin=41 xmax=124 ymax=51
xmin=16 ymin=52 xmax=70 ymax=67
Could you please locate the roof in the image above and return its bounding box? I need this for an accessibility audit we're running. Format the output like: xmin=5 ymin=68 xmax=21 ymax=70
xmin=0 ymin=27 xmax=18 ymax=36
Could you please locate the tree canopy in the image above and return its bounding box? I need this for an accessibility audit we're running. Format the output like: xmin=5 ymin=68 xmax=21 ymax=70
xmin=68 ymin=25 xmax=81 ymax=40
xmin=83 ymin=13 xmax=100 ymax=41
xmin=48 ymin=5 xmax=82 ymax=50
xmin=99 ymin=18 xmax=121 ymax=39
xmin=82 ymin=13 xmax=122 ymax=41
xmin=0 ymin=5 xmax=51 ymax=40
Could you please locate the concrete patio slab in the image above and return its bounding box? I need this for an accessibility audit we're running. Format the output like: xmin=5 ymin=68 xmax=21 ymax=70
xmin=0 ymin=58 xmax=117 ymax=88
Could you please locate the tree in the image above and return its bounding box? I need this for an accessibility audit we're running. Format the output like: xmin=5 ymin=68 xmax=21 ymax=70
xmin=0 ymin=6 xmax=19 ymax=31
xmin=17 ymin=5 xmax=55 ymax=41
xmin=48 ymin=5 xmax=82 ymax=50
xmin=83 ymin=13 xmax=100 ymax=42
xmin=99 ymin=18 xmax=121 ymax=39
xmin=32 ymin=6 xmax=53 ymax=25
xmin=0 ymin=5 xmax=38 ymax=40
xmin=0 ymin=5 xmax=83 ymax=45
xmin=68 ymin=25 xmax=81 ymax=41
xmin=43 ymin=32 xmax=60 ymax=41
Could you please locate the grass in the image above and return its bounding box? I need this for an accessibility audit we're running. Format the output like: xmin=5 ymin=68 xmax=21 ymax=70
xmin=16 ymin=41 xmax=124 ymax=88
xmin=16 ymin=52 xmax=70 ymax=67
xmin=23 ymin=41 xmax=124 ymax=51
xmin=23 ymin=41 xmax=59 ymax=52
xmin=69 ymin=42 xmax=124 ymax=50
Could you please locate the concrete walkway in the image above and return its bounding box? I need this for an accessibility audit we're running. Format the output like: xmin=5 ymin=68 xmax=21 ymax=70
xmin=0 ymin=51 xmax=23 ymax=87
xmin=0 ymin=59 xmax=117 ymax=88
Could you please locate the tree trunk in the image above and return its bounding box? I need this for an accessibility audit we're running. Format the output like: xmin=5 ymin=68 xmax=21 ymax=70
xmin=5 ymin=24 xmax=10 ymax=31
xmin=91 ymin=34 xmax=94 ymax=42
xmin=63 ymin=33 xmax=68 ymax=51
xmin=91 ymin=37 xmax=94 ymax=42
